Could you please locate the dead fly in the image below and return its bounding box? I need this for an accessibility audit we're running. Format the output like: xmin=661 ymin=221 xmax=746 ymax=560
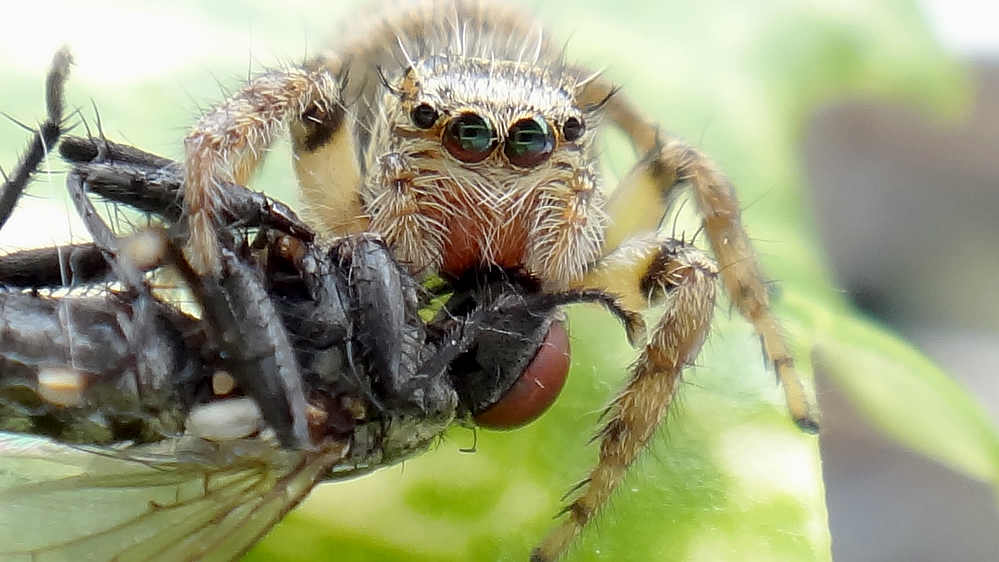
xmin=1 ymin=1 xmax=817 ymax=561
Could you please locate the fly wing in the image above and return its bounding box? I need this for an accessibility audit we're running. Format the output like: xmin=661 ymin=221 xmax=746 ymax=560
xmin=0 ymin=432 xmax=348 ymax=562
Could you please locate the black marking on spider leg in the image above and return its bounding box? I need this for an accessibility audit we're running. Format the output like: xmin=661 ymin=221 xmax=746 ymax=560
xmin=638 ymin=238 xmax=695 ymax=302
xmin=166 ymin=240 xmax=312 ymax=449
xmin=0 ymin=47 xmax=72 ymax=230
xmin=299 ymin=98 xmax=346 ymax=152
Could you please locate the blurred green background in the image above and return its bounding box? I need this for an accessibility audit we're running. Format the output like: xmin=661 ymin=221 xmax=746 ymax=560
xmin=1 ymin=1 xmax=997 ymax=561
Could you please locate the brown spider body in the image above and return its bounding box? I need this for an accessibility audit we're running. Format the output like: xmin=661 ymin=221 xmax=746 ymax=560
xmin=180 ymin=1 xmax=818 ymax=559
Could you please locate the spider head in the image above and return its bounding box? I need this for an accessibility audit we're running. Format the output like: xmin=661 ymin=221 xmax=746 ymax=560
xmin=364 ymin=56 xmax=609 ymax=284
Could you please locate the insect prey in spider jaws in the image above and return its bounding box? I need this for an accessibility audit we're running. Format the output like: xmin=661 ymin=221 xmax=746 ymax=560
xmin=0 ymin=2 xmax=819 ymax=561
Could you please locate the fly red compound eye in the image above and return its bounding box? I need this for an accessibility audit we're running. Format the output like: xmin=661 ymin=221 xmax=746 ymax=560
xmin=474 ymin=320 xmax=570 ymax=430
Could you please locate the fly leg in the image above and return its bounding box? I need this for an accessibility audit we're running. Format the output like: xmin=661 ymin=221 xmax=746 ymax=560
xmin=0 ymin=47 xmax=72 ymax=229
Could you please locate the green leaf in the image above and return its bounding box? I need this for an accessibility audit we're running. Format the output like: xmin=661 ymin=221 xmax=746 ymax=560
xmin=814 ymin=313 xmax=999 ymax=484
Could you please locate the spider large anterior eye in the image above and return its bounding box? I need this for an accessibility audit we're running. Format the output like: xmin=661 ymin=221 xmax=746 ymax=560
xmin=443 ymin=113 xmax=497 ymax=163
xmin=504 ymin=116 xmax=555 ymax=168
xmin=474 ymin=320 xmax=570 ymax=430
xmin=411 ymin=103 xmax=438 ymax=129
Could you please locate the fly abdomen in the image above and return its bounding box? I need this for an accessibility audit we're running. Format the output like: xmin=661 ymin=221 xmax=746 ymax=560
xmin=0 ymin=292 xmax=205 ymax=444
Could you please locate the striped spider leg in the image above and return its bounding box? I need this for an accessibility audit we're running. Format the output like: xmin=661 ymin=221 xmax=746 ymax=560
xmin=534 ymin=81 xmax=819 ymax=561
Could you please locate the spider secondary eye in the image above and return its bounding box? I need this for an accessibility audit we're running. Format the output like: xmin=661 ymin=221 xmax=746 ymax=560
xmin=474 ymin=320 xmax=570 ymax=430
xmin=562 ymin=116 xmax=584 ymax=141
xmin=505 ymin=116 xmax=555 ymax=168
xmin=443 ymin=113 xmax=497 ymax=163
xmin=411 ymin=103 xmax=439 ymax=129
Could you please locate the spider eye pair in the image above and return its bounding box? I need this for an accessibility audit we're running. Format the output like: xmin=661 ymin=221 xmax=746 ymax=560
xmin=445 ymin=114 xmax=556 ymax=168
xmin=409 ymin=104 xmax=584 ymax=167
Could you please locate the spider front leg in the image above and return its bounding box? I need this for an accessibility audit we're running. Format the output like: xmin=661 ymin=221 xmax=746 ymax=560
xmin=183 ymin=65 xmax=358 ymax=274
xmin=535 ymin=237 xmax=718 ymax=562
xmin=594 ymin=84 xmax=818 ymax=433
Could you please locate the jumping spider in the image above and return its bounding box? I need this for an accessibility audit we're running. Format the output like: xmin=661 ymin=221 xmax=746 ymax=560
xmin=1 ymin=1 xmax=818 ymax=560
xmin=182 ymin=1 xmax=818 ymax=558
